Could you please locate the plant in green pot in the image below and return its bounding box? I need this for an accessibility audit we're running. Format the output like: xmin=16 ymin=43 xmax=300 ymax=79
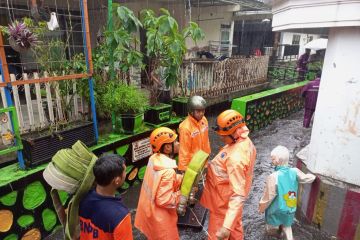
xmin=140 ymin=8 xmax=204 ymax=125
xmin=103 ymin=82 xmax=148 ymax=134
xmin=104 ymin=4 xmax=145 ymax=130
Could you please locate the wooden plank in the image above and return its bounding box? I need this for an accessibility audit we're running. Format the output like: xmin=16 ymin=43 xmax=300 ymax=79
xmin=23 ymin=73 xmax=35 ymax=130
xmin=33 ymin=72 xmax=46 ymax=128
xmin=44 ymin=72 xmax=55 ymax=124
xmin=73 ymin=81 xmax=79 ymax=119
xmin=66 ymin=87 xmax=72 ymax=121
xmin=0 ymin=73 xmax=90 ymax=87
xmin=80 ymin=96 xmax=86 ymax=119
xmin=0 ymin=79 xmax=8 ymax=109
xmin=10 ymin=74 xmax=24 ymax=131
xmin=54 ymin=81 xmax=64 ymax=121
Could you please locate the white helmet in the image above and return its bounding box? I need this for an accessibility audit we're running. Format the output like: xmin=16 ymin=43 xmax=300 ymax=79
xmin=188 ymin=96 xmax=207 ymax=113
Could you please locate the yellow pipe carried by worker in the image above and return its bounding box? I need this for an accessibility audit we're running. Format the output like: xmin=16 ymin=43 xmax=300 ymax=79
xmin=177 ymin=150 xmax=209 ymax=216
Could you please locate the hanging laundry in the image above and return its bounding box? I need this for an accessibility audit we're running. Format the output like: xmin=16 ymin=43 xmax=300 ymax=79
xmin=47 ymin=12 xmax=59 ymax=31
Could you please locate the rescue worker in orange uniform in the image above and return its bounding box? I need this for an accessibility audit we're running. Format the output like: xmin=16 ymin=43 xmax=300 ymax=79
xmin=178 ymin=96 xmax=211 ymax=172
xmin=134 ymin=127 xmax=183 ymax=240
xmin=200 ymin=109 xmax=257 ymax=240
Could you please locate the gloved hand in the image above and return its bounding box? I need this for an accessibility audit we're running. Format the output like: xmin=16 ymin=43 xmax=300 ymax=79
xmin=216 ymin=227 xmax=230 ymax=240
xmin=188 ymin=186 xmax=198 ymax=206
xmin=177 ymin=195 xmax=188 ymax=216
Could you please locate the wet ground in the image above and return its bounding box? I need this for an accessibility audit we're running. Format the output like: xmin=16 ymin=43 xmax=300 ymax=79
xmin=46 ymin=109 xmax=333 ymax=240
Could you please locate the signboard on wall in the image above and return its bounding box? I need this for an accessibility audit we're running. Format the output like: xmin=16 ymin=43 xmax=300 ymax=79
xmin=132 ymin=137 xmax=152 ymax=162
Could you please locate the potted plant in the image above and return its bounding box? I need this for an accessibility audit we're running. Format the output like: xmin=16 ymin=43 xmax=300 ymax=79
xmin=103 ymin=82 xmax=148 ymax=134
xmin=140 ymin=9 xmax=204 ymax=125
xmin=0 ymin=20 xmax=39 ymax=53
xmin=101 ymin=4 xmax=147 ymax=130
xmin=16 ymin=18 xmax=97 ymax=167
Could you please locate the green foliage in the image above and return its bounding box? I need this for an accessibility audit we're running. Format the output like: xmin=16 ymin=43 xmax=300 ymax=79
xmin=35 ymin=40 xmax=68 ymax=73
xmin=103 ymin=83 xmax=148 ymax=114
xmin=0 ymin=18 xmax=41 ymax=50
xmin=106 ymin=5 xmax=143 ymax=73
xmin=140 ymin=9 xmax=204 ymax=104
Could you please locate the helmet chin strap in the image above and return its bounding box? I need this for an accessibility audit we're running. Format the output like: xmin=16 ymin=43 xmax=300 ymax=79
xmin=170 ymin=142 xmax=175 ymax=158
xmin=229 ymin=132 xmax=238 ymax=143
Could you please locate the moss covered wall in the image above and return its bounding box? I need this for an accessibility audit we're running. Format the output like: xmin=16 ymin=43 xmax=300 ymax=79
xmin=231 ymin=81 xmax=308 ymax=131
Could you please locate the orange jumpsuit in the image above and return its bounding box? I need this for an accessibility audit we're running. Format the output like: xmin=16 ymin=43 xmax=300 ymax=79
xmin=134 ymin=153 xmax=182 ymax=240
xmin=178 ymin=115 xmax=211 ymax=171
xmin=200 ymin=126 xmax=256 ymax=240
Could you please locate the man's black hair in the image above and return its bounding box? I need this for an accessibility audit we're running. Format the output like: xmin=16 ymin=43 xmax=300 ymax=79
xmin=93 ymin=154 xmax=125 ymax=186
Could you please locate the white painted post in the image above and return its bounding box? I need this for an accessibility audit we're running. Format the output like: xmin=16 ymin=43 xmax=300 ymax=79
xmin=44 ymin=72 xmax=55 ymax=124
xmin=73 ymin=81 xmax=79 ymax=120
xmin=54 ymin=82 xmax=64 ymax=121
xmin=33 ymin=72 xmax=46 ymax=127
xmin=22 ymin=73 xmax=35 ymax=130
xmin=66 ymin=88 xmax=71 ymax=121
xmin=10 ymin=74 xmax=24 ymax=131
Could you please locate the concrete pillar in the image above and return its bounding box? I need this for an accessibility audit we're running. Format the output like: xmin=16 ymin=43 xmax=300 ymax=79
xmin=307 ymin=27 xmax=360 ymax=186
xmin=297 ymin=28 xmax=360 ymax=239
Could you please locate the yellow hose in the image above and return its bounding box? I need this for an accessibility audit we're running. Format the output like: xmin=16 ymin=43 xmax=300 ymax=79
xmin=178 ymin=150 xmax=208 ymax=216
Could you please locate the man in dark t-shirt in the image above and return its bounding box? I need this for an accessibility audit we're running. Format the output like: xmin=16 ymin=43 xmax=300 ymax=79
xmin=79 ymin=154 xmax=133 ymax=240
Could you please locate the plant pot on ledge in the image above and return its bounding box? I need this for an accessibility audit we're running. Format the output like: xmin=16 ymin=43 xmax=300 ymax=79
xmin=21 ymin=121 xmax=96 ymax=167
xmin=172 ymin=97 xmax=189 ymax=118
xmin=114 ymin=112 xmax=145 ymax=135
xmin=144 ymin=103 xmax=172 ymax=126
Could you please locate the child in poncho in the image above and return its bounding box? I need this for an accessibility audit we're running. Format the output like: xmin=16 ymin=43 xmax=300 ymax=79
xmin=259 ymin=146 xmax=315 ymax=240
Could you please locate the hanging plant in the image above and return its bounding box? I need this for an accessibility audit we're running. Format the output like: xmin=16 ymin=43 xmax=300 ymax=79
xmin=6 ymin=21 xmax=39 ymax=53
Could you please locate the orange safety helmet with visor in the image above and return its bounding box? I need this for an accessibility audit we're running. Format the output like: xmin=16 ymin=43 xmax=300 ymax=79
xmin=213 ymin=109 xmax=246 ymax=136
xmin=150 ymin=127 xmax=178 ymax=153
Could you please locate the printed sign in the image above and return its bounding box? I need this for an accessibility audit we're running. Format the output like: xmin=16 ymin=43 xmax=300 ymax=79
xmin=132 ymin=137 xmax=152 ymax=162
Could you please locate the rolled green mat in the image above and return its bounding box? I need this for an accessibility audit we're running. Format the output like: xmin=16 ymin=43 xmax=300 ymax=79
xmin=52 ymin=150 xmax=86 ymax=181
xmin=179 ymin=150 xmax=209 ymax=198
xmin=72 ymin=140 xmax=94 ymax=163
xmin=43 ymin=140 xmax=98 ymax=239
xmin=63 ymin=149 xmax=88 ymax=171
xmin=65 ymin=149 xmax=90 ymax=168
xmin=65 ymin=155 xmax=97 ymax=240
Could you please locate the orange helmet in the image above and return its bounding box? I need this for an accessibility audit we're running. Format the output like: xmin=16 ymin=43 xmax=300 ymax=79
xmin=150 ymin=127 xmax=178 ymax=153
xmin=213 ymin=109 xmax=246 ymax=136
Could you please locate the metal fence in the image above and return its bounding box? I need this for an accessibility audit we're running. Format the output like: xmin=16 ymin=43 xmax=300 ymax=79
xmin=175 ymin=56 xmax=269 ymax=98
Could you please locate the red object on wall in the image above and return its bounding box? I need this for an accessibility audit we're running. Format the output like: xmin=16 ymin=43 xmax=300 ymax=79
xmin=337 ymin=190 xmax=360 ymax=240
xmin=254 ymin=48 xmax=262 ymax=56
xmin=306 ymin=176 xmax=320 ymax=222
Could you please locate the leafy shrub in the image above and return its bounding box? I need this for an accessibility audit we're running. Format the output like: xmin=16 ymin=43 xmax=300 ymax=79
xmin=103 ymin=83 xmax=148 ymax=114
